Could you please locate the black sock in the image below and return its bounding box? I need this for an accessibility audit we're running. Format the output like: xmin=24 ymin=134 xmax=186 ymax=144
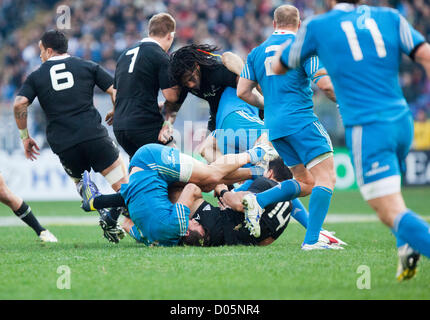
xmin=93 ymin=193 xmax=125 ymax=210
xmin=14 ymin=202 xmax=45 ymax=236
xmin=109 ymin=207 xmax=122 ymax=221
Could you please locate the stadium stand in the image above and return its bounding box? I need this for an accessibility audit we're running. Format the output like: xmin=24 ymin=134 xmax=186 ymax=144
xmin=0 ymin=0 xmax=429 ymax=150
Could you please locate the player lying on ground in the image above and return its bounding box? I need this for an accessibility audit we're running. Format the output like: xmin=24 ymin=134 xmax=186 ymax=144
xmin=80 ymin=142 xmax=277 ymax=245
xmin=272 ymin=0 xmax=430 ymax=280
xmin=237 ymin=5 xmax=339 ymax=250
xmin=13 ymin=30 xmax=128 ymax=241
xmin=82 ymin=157 xmax=345 ymax=247
xmin=196 ymin=81 xmax=345 ymax=246
xmin=222 ymin=157 xmax=346 ymax=246
xmin=0 ymin=173 xmax=57 ymax=242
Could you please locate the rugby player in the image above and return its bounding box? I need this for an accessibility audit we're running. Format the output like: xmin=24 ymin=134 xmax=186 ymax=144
xmin=0 ymin=173 xmax=57 ymax=242
xmin=81 ymin=142 xmax=277 ymax=246
xmin=112 ymin=13 xmax=181 ymax=157
xmin=273 ymin=0 xmax=430 ymax=280
xmin=13 ymin=30 xmax=128 ymax=241
xmin=237 ymin=5 xmax=338 ymax=250
xmin=82 ymin=157 xmax=344 ymax=247
xmin=168 ymin=44 xmax=265 ymax=145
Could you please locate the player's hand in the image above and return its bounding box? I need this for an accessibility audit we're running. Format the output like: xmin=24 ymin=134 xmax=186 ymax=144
xmin=105 ymin=109 xmax=114 ymax=126
xmin=158 ymin=121 xmax=173 ymax=144
xmin=222 ymin=191 xmax=246 ymax=212
xmin=214 ymin=184 xmax=228 ymax=195
xmin=218 ymin=198 xmax=229 ymax=210
xmin=215 ymin=184 xmax=230 ymax=210
xmin=22 ymin=137 xmax=40 ymax=161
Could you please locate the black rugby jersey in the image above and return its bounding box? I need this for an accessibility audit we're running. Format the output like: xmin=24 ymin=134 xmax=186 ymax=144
xmin=18 ymin=55 xmax=113 ymax=153
xmin=193 ymin=177 xmax=291 ymax=246
xmin=113 ymin=39 xmax=172 ymax=131
xmin=180 ymin=63 xmax=238 ymax=132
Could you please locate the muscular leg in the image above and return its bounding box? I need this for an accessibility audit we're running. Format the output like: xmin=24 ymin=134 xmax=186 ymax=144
xmin=100 ymin=155 xmax=128 ymax=192
xmin=368 ymin=192 xmax=430 ymax=258
xmin=303 ymin=155 xmax=336 ymax=245
xmin=289 ymin=164 xmax=315 ymax=196
xmin=0 ymin=174 xmax=46 ymax=236
xmin=368 ymin=192 xmax=406 ymax=228
xmin=188 ymin=152 xmax=252 ymax=190
xmin=0 ymin=174 xmax=22 ymax=211
xmin=254 ymin=164 xmax=311 ymax=209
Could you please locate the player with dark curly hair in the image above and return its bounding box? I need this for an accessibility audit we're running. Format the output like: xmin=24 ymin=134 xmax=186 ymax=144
xmin=167 ymin=44 xmax=264 ymax=140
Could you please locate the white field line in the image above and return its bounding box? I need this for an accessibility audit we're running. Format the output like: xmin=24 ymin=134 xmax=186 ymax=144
xmin=1 ymin=214 xmax=429 ymax=227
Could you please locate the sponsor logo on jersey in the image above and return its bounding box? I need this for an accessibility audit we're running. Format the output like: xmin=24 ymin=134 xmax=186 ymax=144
xmin=365 ymin=162 xmax=390 ymax=177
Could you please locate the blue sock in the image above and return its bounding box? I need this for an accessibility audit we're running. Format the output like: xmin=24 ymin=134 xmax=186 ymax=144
xmin=303 ymin=186 xmax=333 ymax=245
xmin=247 ymin=147 xmax=265 ymax=164
xmin=255 ymin=179 xmax=301 ymax=208
xmin=390 ymin=229 xmax=406 ymax=248
xmin=393 ymin=210 xmax=430 ymax=258
xmin=291 ymin=198 xmax=309 ymax=229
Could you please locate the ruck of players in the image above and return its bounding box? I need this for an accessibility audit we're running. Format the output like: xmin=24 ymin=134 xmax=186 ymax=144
xmin=4 ymin=1 xmax=430 ymax=283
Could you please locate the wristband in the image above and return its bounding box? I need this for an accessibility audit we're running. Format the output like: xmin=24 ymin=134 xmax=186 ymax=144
xmin=19 ymin=128 xmax=29 ymax=140
xmin=219 ymin=189 xmax=229 ymax=198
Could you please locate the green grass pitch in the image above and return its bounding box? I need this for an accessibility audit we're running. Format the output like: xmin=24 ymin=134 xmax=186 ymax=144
xmin=0 ymin=188 xmax=429 ymax=300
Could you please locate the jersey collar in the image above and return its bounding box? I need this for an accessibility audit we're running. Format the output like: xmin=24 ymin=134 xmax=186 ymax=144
xmin=140 ymin=37 xmax=162 ymax=48
xmin=47 ymin=54 xmax=70 ymax=61
xmin=273 ymin=30 xmax=296 ymax=35
xmin=333 ymin=3 xmax=357 ymax=12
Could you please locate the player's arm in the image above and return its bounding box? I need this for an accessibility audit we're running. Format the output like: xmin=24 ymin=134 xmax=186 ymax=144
xmin=237 ymin=77 xmax=264 ymax=110
xmin=159 ymin=86 xmax=184 ymax=144
xmin=197 ymin=132 xmax=223 ymax=164
xmin=105 ymin=85 xmax=116 ymax=125
xmin=305 ymin=57 xmax=337 ymax=103
xmin=215 ymin=187 xmax=249 ymax=212
xmin=316 ymin=75 xmax=336 ymax=103
xmin=398 ymin=13 xmax=429 ymax=76
xmin=237 ymin=54 xmax=264 ymax=109
xmin=221 ymin=51 xmax=244 ymax=77
xmin=176 ymin=183 xmax=203 ymax=219
xmin=158 ymin=49 xmax=184 ymax=144
xmin=91 ymin=62 xmax=115 ymax=125
xmin=414 ymin=43 xmax=430 ymax=78
xmin=161 ymin=85 xmax=183 ymax=125
xmin=13 ymin=95 xmax=40 ymax=161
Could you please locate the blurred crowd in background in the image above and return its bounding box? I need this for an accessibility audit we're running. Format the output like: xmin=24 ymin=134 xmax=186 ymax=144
xmin=1 ymin=0 xmax=430 ymax=151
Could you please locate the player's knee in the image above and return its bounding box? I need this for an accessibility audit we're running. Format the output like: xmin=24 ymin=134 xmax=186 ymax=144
xmin=103 ymin=162 xmax=126 ymax=188
xmin=296 ymin=178 xmax=314 ymax=196
xmin=0 ymin=189 xmax=8 ymax=203
xmin=313 ymin=170 xmax=336 ymax=190
xmin=0 ymin=178 xmax=10 ymax=202
xmin=367 ymin=200 xmax=404 ymax=228
xmin=327 ymin=171 xmax=337 ymax=189
xmin=375 ymin=209 xmax=396 ymax=228
xmin=299 ymin=183 xmax=313 ymax=196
